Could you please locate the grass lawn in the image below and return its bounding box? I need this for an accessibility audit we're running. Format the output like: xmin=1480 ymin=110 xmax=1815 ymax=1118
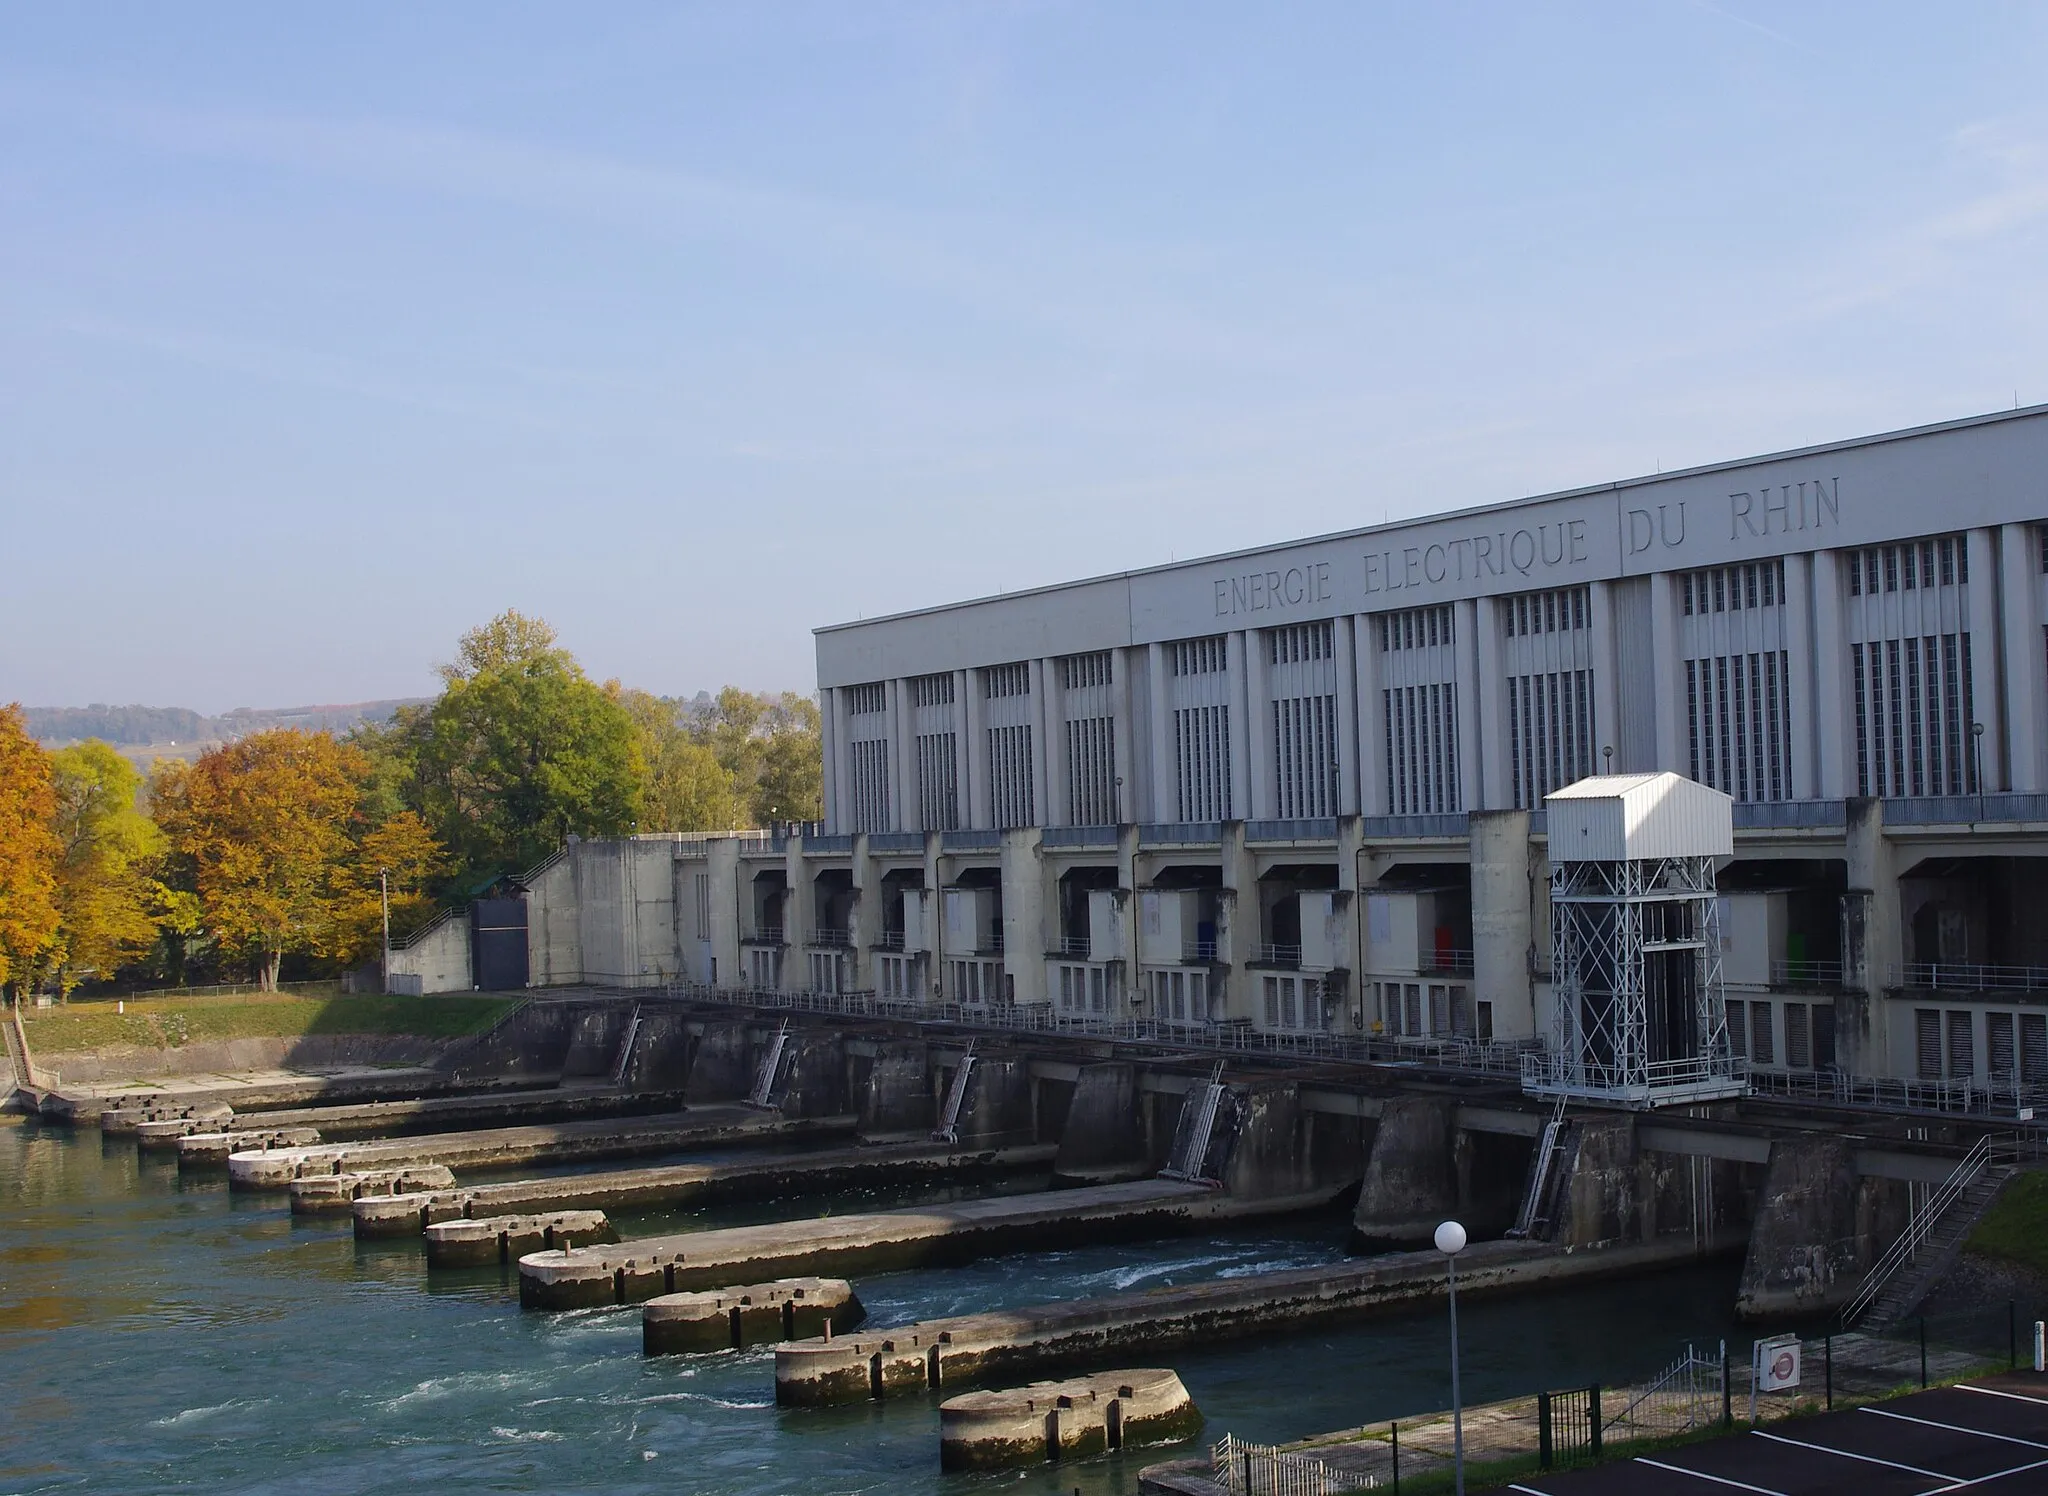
xmin=1967 ymin=1169 xmax=2048 ymax=1276
xmin=19 ymin=992 xmax=518 ymax=1054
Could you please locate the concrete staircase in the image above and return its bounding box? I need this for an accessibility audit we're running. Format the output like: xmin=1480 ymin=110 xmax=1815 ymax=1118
xmin=1843 ymin=1133 xmax=2037 ymax=1331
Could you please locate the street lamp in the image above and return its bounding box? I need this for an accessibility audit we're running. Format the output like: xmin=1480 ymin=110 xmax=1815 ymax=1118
xmin=1436 ymin=1219 xmax=1468 ymax=1496
xmin=379 ymin=868 xmax=391 ymax=995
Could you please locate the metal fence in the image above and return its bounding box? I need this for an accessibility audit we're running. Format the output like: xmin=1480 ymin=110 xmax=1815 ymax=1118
xmin=1213 ymin=1433 xmax=1377 ymax=1494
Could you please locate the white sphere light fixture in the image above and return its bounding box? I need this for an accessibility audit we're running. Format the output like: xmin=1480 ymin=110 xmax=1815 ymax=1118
xmin=1434 ymin=1220 xmax=1467 ymax=1256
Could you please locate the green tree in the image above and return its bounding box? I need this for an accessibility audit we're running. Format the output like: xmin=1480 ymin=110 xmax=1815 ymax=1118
xmin=412 ymin=610 xmax=642 ymax=883
xmin=0 ymin=704 xmax=60 ymax=998
xmin=44 ymin=740 xmax=166 ymax=996
xmin=690 ymin=687 xmax=823 ymax=826
xmin=614 ymin=687 xmax=740 ymax=831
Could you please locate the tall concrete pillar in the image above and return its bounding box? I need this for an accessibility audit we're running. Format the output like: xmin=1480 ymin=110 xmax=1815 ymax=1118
xmin=2001 ymin=522 xmax=2044 ymax=792
xmin=1226 ymin=632 xmax=1251 ymax=820
xmin=1589 ymin=580 xmax=1618 ymax=770
xmin=954 ymin=669 xmax=976 ymax=829
xmin=1356 ymin=615 xmax=1386 ymax=816
xmin=852 ymin=835 xmax=881 ymax=991
xmin=1649 ymin=570 xmax=1684 ymax=774
xmin=707 ymin=837 xmax=741 ymax=990
xmin=1734 ymin=1135 xmax=1864 ymax=1319
xmin=999 ymin=827 xmax=1045 ymax=1006
xmin=923 ymin=832 xmax=944 ymax=1003
xmin=1337 ymin=816 xmax=1364 ymax=1030
xmin=782 ymin=834 xmax=809 ymax=993
xmin=1244 ymin=629 xmax=1272 ymax=820
xmin=1041 ymin=657 xmax=1068 ymax=826
xmin=830 ymin=688 xmax=855 ymax=835
xmin=1118 ymin=822 xmax=1142 ymax=1011
xmin=889 ymin=679 xmax=915 ymax=833
xmin=1113 ymin=646 xmax=1138 ymax=825
xmin=820 ymin=687 xmax=841 ymax=833
xmin=1470 ymin=809 xmax=1535 ymax=1041
xmin=1811 ymin=550 xmax=1849 ymax=798
xmin=1350 ymin=1096 xmax=1456 ymax=1248
xmin=1454 ymin=598 xmax=1481 ymax=811
xmin=1969 ymin=528 xmax=2006 ymax=790
xmin=1335 ymin=615 xmax=1360 ymax=816
xmin=1841 ymin=797 xmax=1900 ymax=1077
xmin=1474 ymin=596 xmax=1505 ymax=810
xmin=1784 ymin=554 xmax=1818 ymax=799
xmin=1148 ymin=642 xmax=1174 ymax=823
xmin=964 ymin=668 xmax=990 ymax=830
xmin=1219 ymin=820 xmax=1256 ymax=1022
xmin=1028 ymin=658 xmax=1052 ymax=827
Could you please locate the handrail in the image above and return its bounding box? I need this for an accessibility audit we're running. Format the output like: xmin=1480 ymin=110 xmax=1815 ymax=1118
xmin=1840 ymin=1131 xmax=2030 ymax=1326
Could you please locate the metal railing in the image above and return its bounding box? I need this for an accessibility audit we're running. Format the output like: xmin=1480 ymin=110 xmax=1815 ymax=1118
xmin=874 ymin=930 xmax=905 ymax=952
xmin=743 ymin=926 xmax=785 ymax=945
xmin=1732 ymin=799 xmax=1848 ymax=830
xmin=1183 ymin=939 xmax=1220 ymax=963
xmin=1213 ymin=1433 xmax=1375 ymax=1495
xmin=1771 ymin=958 xmax=1846 ymax=987
xmin=1139 ymin=821 xmax=1223 ymax=846
xmin=1605 ymin=1346 xmax=1723 ymax=1441
xmin=1888 ymin=793 xmax=2048 ymax=825
xmin=867 ymin=830 xmax=924 ymax=853
xmin=939 ymin=828 xmax=1002 ymax=852
xmin=1842 ymin=1132 xmax=2039 ymax=1327
xmin=1041 ymin=824 xmax=1118 ymax=848
xmin=1359 ymin=812 xmax=1468 ymax=839
xmin=1245 ymin=817 xmax=1339 ymax=843
xmin=1053 ymin=935 xmax=1093 ymax=958
xmin=1423 ymin=948 xmax=1476 ymax=976
xmin=808 ymin=928 xmax=851 ymax=948
xmin=1254 ymin=943 xmax=1303 ymax=967
xmin=1745 ymin=1066 xmax=2048 ymax=1118
xmin=1906 ymin=961 xmax=2048 ymax=992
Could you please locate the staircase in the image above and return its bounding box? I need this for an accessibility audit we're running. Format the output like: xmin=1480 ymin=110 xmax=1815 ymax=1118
xmin=1843 ymin=1133 xmax=2036 ymax=1330
xmin=746 ymin=1019 xmax=792 ymax=1109
xmin=931 ymin=1040 xmax=977 ymax=1145
xmin=1160 ymin=1062 xmax=1228 ymax=1184
xmin=607 ymin=1005 xmax=644 ymax=1088
xmin=1506 ymin=1094 xmax=1570 ymax=1240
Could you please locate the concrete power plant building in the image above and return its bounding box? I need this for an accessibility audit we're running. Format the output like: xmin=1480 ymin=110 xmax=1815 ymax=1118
xmin=393 ymin=404 xmax=2048 ymax=1107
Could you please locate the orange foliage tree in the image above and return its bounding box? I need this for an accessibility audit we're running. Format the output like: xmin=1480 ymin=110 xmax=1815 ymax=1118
xmin=152 ymin=730 xmax=373 ymax=990
xmin=0 ymin=705 xmax=61 ymax=998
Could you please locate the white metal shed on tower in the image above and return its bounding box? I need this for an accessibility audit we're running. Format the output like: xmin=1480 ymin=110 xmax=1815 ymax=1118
xmin=1544 ymin=772 xmax=1734 ymax=863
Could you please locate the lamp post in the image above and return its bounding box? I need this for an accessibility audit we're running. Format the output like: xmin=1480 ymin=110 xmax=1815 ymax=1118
xmin=1436 ymin=1219 xmax=1468 ymax=1495
xmin=379 ymin=868 xmax=391 ymax=994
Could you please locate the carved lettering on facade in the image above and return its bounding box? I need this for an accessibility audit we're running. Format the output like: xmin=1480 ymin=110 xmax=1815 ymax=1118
xmin=1363 ymin=519 xmax=1588 ymax=594
xmin=1213 ymin=560 xmax=1333 ymax=617
xmin=1727 ymin=478 xmax=1839 ymax=540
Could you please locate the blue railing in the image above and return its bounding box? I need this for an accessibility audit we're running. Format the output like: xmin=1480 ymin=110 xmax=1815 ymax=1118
xmin=1139 ymin=822 xmax=1223 ymax=846
xmin=940 ymin=828 xmax=1003 ymax=852
xmin=867 ymin=831 xmax=926 ymax=853
xmin=1245 ymin=818 xmax=1338 ymax=843
xmin=1042 ymin=825 xmax=1119 ymax=848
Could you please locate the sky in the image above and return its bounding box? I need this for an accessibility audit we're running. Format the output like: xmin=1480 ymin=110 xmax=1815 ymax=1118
xmin=5 ymin=3 xmax=2048 ymax=714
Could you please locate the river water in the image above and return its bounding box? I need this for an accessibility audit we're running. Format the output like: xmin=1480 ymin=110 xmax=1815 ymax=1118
xmin=0 ymin=1115 xmax=1747 ymax=1495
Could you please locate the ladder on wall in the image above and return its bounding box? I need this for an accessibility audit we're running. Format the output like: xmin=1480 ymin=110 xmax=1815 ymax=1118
xmin=608 ymin=1005 xmax=643 ymax=1088
xmin=746 ymin=1019 xmax=792 ymax=1109
xmin=932 ymin=1040 xmax=977 ymax=1145
xmin=1161 ymin=1062 xmax=1228 ymax=1184
xmin=1507 ymin=1094 xmax=1571 ymax=1239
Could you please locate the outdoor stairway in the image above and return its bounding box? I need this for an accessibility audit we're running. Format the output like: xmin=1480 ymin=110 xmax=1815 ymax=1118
xmin=1857 ymin=1165 xmax=2017 ymax=1329
xmin=1842 ymin=1129 xmax=2041 ymax=1332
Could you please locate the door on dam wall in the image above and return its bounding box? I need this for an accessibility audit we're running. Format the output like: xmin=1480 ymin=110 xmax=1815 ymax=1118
xmin=472 ymin=898 xmax=530 ymax=991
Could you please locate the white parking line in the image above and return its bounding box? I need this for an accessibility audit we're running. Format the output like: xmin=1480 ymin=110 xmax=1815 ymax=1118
xmin=1631 ymin=1457 xmax=1788 ymax=1494
xmin=1863 ymin=1405 xmax=2048 ymax=1450
xmin=1507 ymin=1485 xmax=1557 ymax=1495
xmin=1958 ymin=1384 xmax=2048 ymax=1409
xmin=1751 ymin=1428 xmax=1958 ymax=1481
xmin=1913 ymin=1454 xmax=2048 ymax=1493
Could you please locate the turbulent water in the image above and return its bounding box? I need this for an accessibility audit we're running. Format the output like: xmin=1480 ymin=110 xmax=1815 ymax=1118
xmin=0 ymin=1116 xmax=1747 ymax=1495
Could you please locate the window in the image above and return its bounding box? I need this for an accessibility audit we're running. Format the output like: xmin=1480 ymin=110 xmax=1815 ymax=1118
xmin=1990 ymin=1012 xmax=2017 ymax=1088
xmin=1378 ymin=606 xmax=1453 ymax=651
xmin=1268 ymin=621 xmax=1334 ymax=665
xmin=1271 ymin=693 xmax=1338 ymax=818
xmin=916 ymin=732 xmax=959 ymax=831
xmin=1915 ymin=1008 xmax=1941 ymax=1079
xmin=846 ymin=682 xmax=887 ymax=716
xmin=1060 ymin=652 xmax=1112 ymax=690
xmin=988 ymin=724 xmax=1035 ymax=828
xmin=1728 ymin=1000 xmax=1749 ymax=1061
xmin=849 ymin=738 xmax=891 ymax=833
xmin=1066 ymin=716 xmax=1117 ymax=824
xmin=1171 ymin=636 xmax=1228 ymax=676
xmin=1504 ymin=586 xmax=1589 ymax=637
xmin=693 ymin=872 xmax=711 ymax=940
xmin=1751 ymin=1002 xmax=1775 ymax=1066
xmin=1784 ymin=1003 xmax=1811 ymax=1069
xmin=1947 ymin=1010 xmax=1975 ymax=1081
xmin=1384 ymin=683 xmax=1458 ymax=814
xmin=1685 ymin=651 xmax=1792 ymax=802
xmin=1507 ymin=669 xmax=1595 ymax=809
xmin=984 ymin=662 xmax=1031 ymax=698
xmin=1173 ymin=704 xmax=1233 ymax=820
xmin=910 ymin=673 xmax=954 ymax=708
xmin=1848 ymin=536 xmax=1966 ymax=595
xmin=1850 ymin=635 xmax=1975 ymax=795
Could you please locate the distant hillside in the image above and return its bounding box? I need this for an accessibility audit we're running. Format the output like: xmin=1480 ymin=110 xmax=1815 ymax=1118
xmin=25 ymin=700 xmax=429 ymax=748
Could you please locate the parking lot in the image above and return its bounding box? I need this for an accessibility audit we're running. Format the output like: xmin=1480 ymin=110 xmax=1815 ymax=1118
xmin=1509 ymin=1373 xmax=2048 ymax=1495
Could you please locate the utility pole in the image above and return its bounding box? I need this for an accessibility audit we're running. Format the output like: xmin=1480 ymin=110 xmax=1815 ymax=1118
xmin=380 ymin=868 xmax=391 ymax=994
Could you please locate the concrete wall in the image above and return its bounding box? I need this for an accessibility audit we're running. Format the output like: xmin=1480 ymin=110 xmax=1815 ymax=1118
xmin=387 ymin=914 xmax=471 ymax=994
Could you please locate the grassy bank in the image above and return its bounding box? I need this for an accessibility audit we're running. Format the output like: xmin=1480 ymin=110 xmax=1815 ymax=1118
xmin=1967 ymin=1169 xmax=2048 ymax=1275
xmin=19 ymin=992 xmax=517 ymax=1053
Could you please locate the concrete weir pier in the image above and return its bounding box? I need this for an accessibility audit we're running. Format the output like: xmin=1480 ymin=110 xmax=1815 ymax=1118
xmin=423 ymin=1211 xmax=616 ymax=1268
xmin=519 ymin=1178 xmax=1330 ymax=1310
xmin=226 ymin=1106 xmax=852 ymax=1189
xmin=291 ymin=1166 xmax=457 ymax=1214
xmin=642 ymin=1278 xmax=863 ymax=1355
xmin=939 ymin=1370 xmax=1201 ymax=1472
xmin=774 ymin=1235 xmax=1735 ymax=1406
xmin=352 ymin=1141 xmax=1058 ymax=1239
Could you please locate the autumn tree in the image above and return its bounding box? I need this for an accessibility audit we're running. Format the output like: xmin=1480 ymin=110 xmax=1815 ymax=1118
xmin=152 ymin=730 xmax=369 ymax=990
xmin=329 ymin=809 xmax=447 ymax=966
xmin=690 ymin=688 xmax=823 ymax=826
xmin=43 ymin=740 xmax=166 ymax=996
xmin=410 ymin=610 xmax=642 ymax=884
xmin=0 ymin=705 xmax=60 ymax=999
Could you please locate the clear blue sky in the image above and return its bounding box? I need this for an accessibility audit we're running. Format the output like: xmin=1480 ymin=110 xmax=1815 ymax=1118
xmin=5 ymin=3 xmax=2046 ymax=713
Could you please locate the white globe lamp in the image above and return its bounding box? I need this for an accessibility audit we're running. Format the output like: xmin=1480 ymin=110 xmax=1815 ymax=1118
xmin=1437 ymin=1219 xmax=1469 ymax=1494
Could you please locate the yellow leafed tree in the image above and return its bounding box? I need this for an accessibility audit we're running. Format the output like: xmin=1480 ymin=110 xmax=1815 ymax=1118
xmin=152 ymin=729 xmax=369 ymax=991
xmin=44 ymin=740 xmax=167 ymax=997
xmin=0 ymin=705 xmax=60 ymax=996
